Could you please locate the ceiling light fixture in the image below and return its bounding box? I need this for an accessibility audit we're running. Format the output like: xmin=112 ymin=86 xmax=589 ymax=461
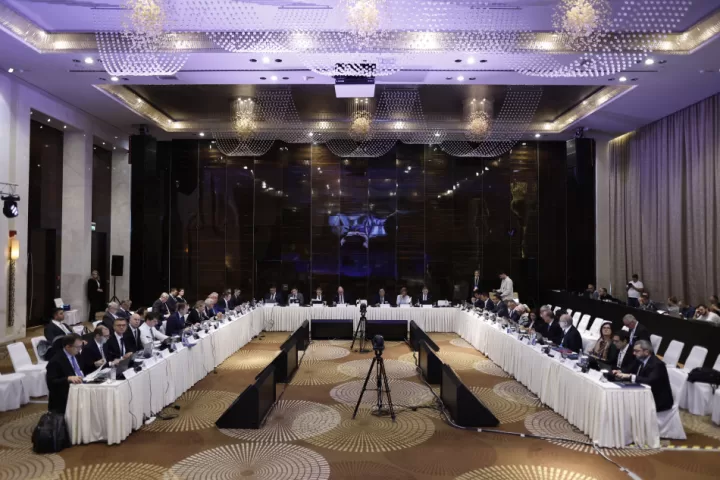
xmin=534 ymin=133 xmax=541 ymax=138
xmin=262 ymin=56 xmax=270 ymax=64
xmin=7 ymin=67 xmax=14 ymax=73
xmin=619 ymin=76 xmax=627 ymax=82
xmin=271 ymin=75 xmax=278 ymax=81
xmin=110 ymin=76 xmax=119 ymax=82
xmin=84 ymin=57 xmax=94 ymax=64
xmin=457 ymin=76 xmax=465 ymax=81
xmin=199 ymin=132 xmax=205 ymax=137
xmin=645 ymin=58 xmax=655 ymax=65
xmin=467 ymin=57 xmax=476 ymax=65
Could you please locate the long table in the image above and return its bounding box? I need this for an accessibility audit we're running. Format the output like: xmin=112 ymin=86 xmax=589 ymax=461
xmin=543 ymin=290 xmax=720 ymax=368
xmin=66 ymin=309 xmax=264 ymax=445
xmin=67 ymin=306 xmax=659 ymax=448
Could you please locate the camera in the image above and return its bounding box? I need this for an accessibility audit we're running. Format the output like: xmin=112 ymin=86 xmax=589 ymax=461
xmin=372 ymin=334 xmax=384 ymax=354
xmin=360 ymin=303 xmax=367 ymax=314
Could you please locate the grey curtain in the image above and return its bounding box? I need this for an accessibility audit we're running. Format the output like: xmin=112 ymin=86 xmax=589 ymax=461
xmin=608 ymin=93 xmax=720 ymax=305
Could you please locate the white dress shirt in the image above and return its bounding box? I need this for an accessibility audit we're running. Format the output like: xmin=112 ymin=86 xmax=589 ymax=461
xmin=697 ymin=312 xmax=720 ymax=325
xmin=337 ymin=294 xmax=345 ymax=304
xmin=628 ymin=280 xmax=643 ymax=299
xmin=499 ymin=277 xmax=514 ymax=301
xmin=397 ymin=294 xmax=412 ymax=305
xmin=616 ymin=344 xmax=629 ymax=369
xmin=53 ymin=320 xmax=71 ymax=334
xmin=139 ymin=323 xmax=168 ymax=345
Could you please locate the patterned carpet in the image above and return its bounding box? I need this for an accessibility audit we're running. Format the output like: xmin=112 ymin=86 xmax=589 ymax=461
xmin=2 ymin=332 xmax=720 ymax=479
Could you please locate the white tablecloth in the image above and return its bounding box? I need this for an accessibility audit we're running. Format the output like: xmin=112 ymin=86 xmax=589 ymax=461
xmin=64 ymin=309 xmax=80 ymax=326
xmin=455 ymin=311 xmax=660 ymax=448
xmin=66 ymin=310 xmax=264 ymax=445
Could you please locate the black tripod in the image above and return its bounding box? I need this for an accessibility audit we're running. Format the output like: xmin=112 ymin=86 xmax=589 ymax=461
xmin=109 ymin=276 xmax=120 ymax=304
xmin=350 ymin=312 xmax=369 ymax=352
xmin=352 ymin=350 xmax=396 ymax=421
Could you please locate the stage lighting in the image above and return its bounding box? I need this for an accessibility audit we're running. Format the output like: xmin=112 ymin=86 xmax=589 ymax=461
xmin=2 ymin=195 xmax=19 ymax=218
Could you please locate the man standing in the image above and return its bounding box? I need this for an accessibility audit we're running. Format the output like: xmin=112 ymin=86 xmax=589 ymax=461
xmin=497 ymin=272 xmax=514 ymax=301
xmin=86 ymin=270 xmax=105 ymax=323
xmin=612 ymin=340 xmax=673 ymax=413
xmin=79 ymin=326 xmax=110 ymax=374
xmin=167 ymin=288 xmax=179 ymax=311
xmin=152 ymin=293 xmax=171 ymax=318
xmin=470 ymin=270 xmax=481 ymax=297
xmin=626 ymin=274 xmax=644 ymax=308
xmin=231 ymin=288 xmax=243 ymax=308
xmin=46 ymin=334 xmax=84 ymax=414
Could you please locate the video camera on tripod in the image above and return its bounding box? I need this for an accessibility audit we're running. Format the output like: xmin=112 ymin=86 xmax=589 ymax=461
xmin=353 ymin=334 xmax=395 ymax=421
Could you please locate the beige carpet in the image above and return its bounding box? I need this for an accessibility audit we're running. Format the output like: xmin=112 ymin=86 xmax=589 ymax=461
xmin=1 ymin=332 xmax=720 ymax=479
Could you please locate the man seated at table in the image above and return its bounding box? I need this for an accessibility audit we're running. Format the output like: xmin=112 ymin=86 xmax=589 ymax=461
xmin=507 ymin=300 xmax=521 ymax=321
xmin=597 ymin=287 xmax=619 ymax=303
xmin=470 ymin=291 xmax=483 ymax=308
xmin=125 ymin=313 xmax=144 ymax=353
xmin=101 ymin=302 xmax=121 ymax=331
xmin=312 ymin=287 xmax=324 ymax=304
xmin=79 ymin=325 xmax=110 ymax=374
xmin=44 ymin=308 xmax=73 ymax=347
xmin=612 ymin=339 xmax=674 ymax=413
xmin=638 ymin=293 xmax=658 ymax=312
xmin=610 ymin=331 xmax=636 ymax=373
xmin=187 ymin=301 xmax=207 ymax=325
xmin=397 ymin=287 xmax=412 ymax=306
xmin=558 ymin=313 xmax=583 ymax=353
xmin=419 ymin=286 xmax=432 ymax=305
xmin=287 ymin=287 xmax=304 ymax=305
xmin=152 ymin=293 xmax=171 ymax=319
xmin=479 ymin=292 xmax=493 ymax=311
xmin=139 ymin=312 xmax=168 ymax=346
xmin=374 ymin=288 xmax=391 ymax=306
xmin=492 ymin=295 xmax=509 ymax=318
xmin=535 ymin=310 xmax=563 ymax=345
xmin=167 ymin=302 xmax=188 ymax=336
xmin=334 ymin=286 xmax=351 ymax=305
xmin=584 ymin=284 xmax=600 ymax=300
xmin=117 ymin=299 xmax=132 ymax=319
xmin=694 ymin=304 xmax=720 ymax=325
xmin=105 ymin=317 xmax=136 ymax=363
xmin=264 ymin=285 xmax=283 ymax=305
xmin=46 ymin=334 xmax=84 ymax=414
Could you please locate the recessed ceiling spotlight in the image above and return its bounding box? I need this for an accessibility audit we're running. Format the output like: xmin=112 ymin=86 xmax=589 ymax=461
xmin=631 ymin=78 xmax=638 ymax=82
xmin=456 ymin=75 xmax=464 ymax=81
xmin=468 ymin=77 xmax=476 ymax=81
xmin=454 ymin=59 xmax=462 ymax=63
xmin=274 ymin=59 xmax=282 ymax=63
xmin=260 ymin=76 xmax=267 ymax=80
xmin=47 ymin=118 xmax=51 ymax=122
xmin=484 ymin=166 xmax=489 ymax=171
xmin=608 ymin=78 xmax=615 ymax=81
xmin=102 ymin=142 xmax=105 ymax=145
xmin=534 ymin=133 xmax=541 ymax=138
xmin=434 ymin=132 xmax=440 ymax=137
xmin=658 ymin=60 xmax=667 ymax=64
xmin=271 ymin=75 xmax=278 ymax=81
xmin=644 ymin=58 xmax=655 ymax=65
xmin=199 ymin=132 xmax=205 ymax=137
xmin=308 ymin=132 xmax=314 ymax=137
xmin=522 ymin=142 xmax=527 ymax=146
xmin=282 ymin=76 xmax=289 ymax=80
xmin=619 ymin=76 xmax=627 ymax=82
xmin=110 ymin=76 xmax=119 ymax=82
xmin=249 ymin=58 xmax=257 ymax=63
xmin=445 ymin=77 xmax=452 ymax=80
xmin=262 ymin=56 xmax=270 ymax=64
xmin=7 ymin=67 xmax=14 ymax=73
xmin=467 ymin=57 xmax=476 ymax=65
xmin=84 ymin=57 xmax=94 ymax=64
xmin=582 ymin=100 xmax=588 ymax=105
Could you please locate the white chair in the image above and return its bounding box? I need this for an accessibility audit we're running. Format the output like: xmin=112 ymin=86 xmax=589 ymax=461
xmin=92 ymin=320 xmax=102 ymax=328
xmin=657 ymin=403 xmax=687 ymax=440
xmin=553 ymin=306 xmax=561 ymax=315
xmin=0 ymin=372 xmax=30 ymax=412
xmin=668 ymin=345 xmax=707 ymax=402
xmin=621 ymin=325 xmax=629 ymax=331
xmin=661 ymin=340 xmax=684 ymax=368
xmin=30 ymin=336 xmax=48 ymax=365
xmin=577 ymin=315 xmax=592 ymax=332
xmin=684 ymin=354 xmax=720 ymax=415
xmin=72 ymin=325 xmax=84 ymax=335
xmin=712 ymin=389 xmax=720 ymax=425
xmin=650 ymin=334 xmax=662 ymax=354
xmin=571 ymin=311 xmax=581 ymax=327
xmin=565 ymin=309 xmax=573 ymax=316
xmin=588 ymin=318 xmax=604 ymax=336
xmin=6 ymin=342 xmax=48 ymax=397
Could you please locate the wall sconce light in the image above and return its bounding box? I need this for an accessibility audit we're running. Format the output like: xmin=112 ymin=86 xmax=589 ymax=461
xmin=7 ymin=231 xmax=18 ymax=327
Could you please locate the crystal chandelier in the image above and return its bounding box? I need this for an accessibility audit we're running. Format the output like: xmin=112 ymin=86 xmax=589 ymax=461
xmin=124 ymin=0 xmax=167 ymax=40
xmin=349 ymin=98 xmax=372 ymax=142
xmin=344 ymin=0 xmax=384 ymax=43
xmin=233 ymin=98 xmax=256 ymax=141
xmin=554 ymin=0 xmax=612 ymax=47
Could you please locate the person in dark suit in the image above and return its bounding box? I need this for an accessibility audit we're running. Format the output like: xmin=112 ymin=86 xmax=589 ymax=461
xmin=558 ymin=314 xmax=583 ymax=352
xmin=79 ymin=326 xmax=110 ymax=375
xmin=470 ymin=270 xmax=481 ymax=297
xmin=152 ymin=293 xmax=171 ymax=318
xmin=44 ymin=308 xmax=72 ymax=346
xmin=167 ymin=302 xmax=188 ymax=336
xmin=613 ymin=339 xmax=674 ymax=412
xmin=124 ymin=314 xmax=143 ymax=353
xmin=101 ymin=302 xmax=121 ymax=332
xmin=622 ymin=314 xmax=651 ymax=347
xmin=167 ymin=288 xmax=179 ymax=311
xmin=187 ymin=301 xmax=207 ymax=325
xmin=419 ymin=286 xmax=433 ymax=305
xmin=46 ymin=334 xmax=85 ymax=414
xmin=492 ymin=295 xmax=509 ymax=318
xmin=374 ymin=288 xmax=391 ymax=306
xmin=86 ymin=270 xmax=105 ymax=323
xmin=264 ymin=286 xmax=283 ymax=305
xmin=204 ymin=298 xmax=219 ymax=317
xmin=287 ymin=288 xmax=304 ymax=305
xmin=311 ymin=287 xmax=325 ymax=304
xmin=117 ymin=300 xmax=132 ymax=319
xmin=476 ymin=292 xmax=492 ymax=311
xmin=538 ymin=310 xmax=563 ymax=344
xmin=508 ymin=300 xmax=521 ymax=322
xmin=230 ymin=289 xmax=243 ymax=309
xmin=217 ymin=291 xmax=232 ymax=312
xmin=104 ymin=316 xmax=135 ymax=363
xmin=334 ymin=286 xmax=351 ymax=305
xmin=176 ymin=288 xmax=187 ymax=304
xmin=611 ymin=331 xmax=637 ymax=373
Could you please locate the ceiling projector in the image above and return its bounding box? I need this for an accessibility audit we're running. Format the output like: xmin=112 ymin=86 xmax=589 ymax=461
xmin=334 ymin=64 xmax=376 ymax=98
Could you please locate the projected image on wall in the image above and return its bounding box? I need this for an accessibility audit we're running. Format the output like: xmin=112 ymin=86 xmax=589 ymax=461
xmin=329 ymin=211 xmax=397 ymax=248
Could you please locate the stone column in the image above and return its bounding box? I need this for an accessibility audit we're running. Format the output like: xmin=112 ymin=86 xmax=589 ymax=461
xmin=61 ymin=132 xmax=93 ymax=321
xmin=110 ymin=149 xmax=131 ymax=301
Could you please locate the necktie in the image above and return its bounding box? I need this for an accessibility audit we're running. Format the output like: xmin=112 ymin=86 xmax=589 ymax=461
xmin=424 ymin=295 xmax=426 ymax=301
xmin=70 ymin=355 xmax=84 ymax=377
xmin=272 ymin=294 xmax=275 ymax=301
xmin=637 ymin=362 xmax=643 ymax=375
xmin=317 ymin=296 xmax=321 ymax=301
xmin=61 ymin=323 xmax=70 ymax=334
xmin=99 ymin=342 xmax=106 ymax=360
xmin=120 ymin=337 xmax=125 ymax=356
xmin=340 ymin=295 xmax=343 ymax=303
xmin=135 ymin=328 xmax=140 ymax=346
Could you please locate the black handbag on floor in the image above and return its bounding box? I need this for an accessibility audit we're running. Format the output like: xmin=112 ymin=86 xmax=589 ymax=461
xmin=687 ymin=367 xmax=720 ymax=387
xmin=32 ymin=412 xmax=71 ymax=453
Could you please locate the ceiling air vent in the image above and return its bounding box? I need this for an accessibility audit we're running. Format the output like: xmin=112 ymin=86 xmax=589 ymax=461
xmin=156 ymin=75 xmax=179 ymax=81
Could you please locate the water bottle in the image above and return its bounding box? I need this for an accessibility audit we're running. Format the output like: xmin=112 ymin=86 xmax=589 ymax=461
xmin=109 ymin=367 xmax=117 ymax=381
xmin=531 ymin=332 xmax=537 ymax=346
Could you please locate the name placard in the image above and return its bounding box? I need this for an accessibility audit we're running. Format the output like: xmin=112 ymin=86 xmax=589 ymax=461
xmin=123 ymin=368 xmax=138 ymax=380
xmin=380 ymin=304 xmax=391 ymax=309
xmin=160 ymin=349 xmax=172 ymax=359
xmin=422 ymin=304 xmax=433 ymax=309
xmin=263 ymin=303 xmax=275 ymax=308
xmin=336 ymin=303 xmax=347 ymax=308
xmin=399 ymin=304 xmax=411 ymax=309
xmin=143 ymin=357 xmax=157 ymax=368
xmin=312 ymin=304 xmax=324 ymax=308
xmin=197 ymin=331 xmax=208 ymax=339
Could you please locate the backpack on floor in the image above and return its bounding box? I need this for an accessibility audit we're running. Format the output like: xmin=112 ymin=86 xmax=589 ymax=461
xmin=687 ymin=367 xmax=720 ymax=387
xmin=32 ymin=412 xmax=71 ymax=453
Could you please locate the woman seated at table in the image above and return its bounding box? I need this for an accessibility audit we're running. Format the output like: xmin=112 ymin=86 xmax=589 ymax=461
xmin=588 ymin=321 xmax=618 ymax=364
xmin=396 ymin=287 xmax=412 ymax=306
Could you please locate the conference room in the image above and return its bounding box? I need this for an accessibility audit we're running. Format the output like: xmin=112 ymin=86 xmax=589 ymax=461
xmin=1 ymin=0 xmax=720 ymax=479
